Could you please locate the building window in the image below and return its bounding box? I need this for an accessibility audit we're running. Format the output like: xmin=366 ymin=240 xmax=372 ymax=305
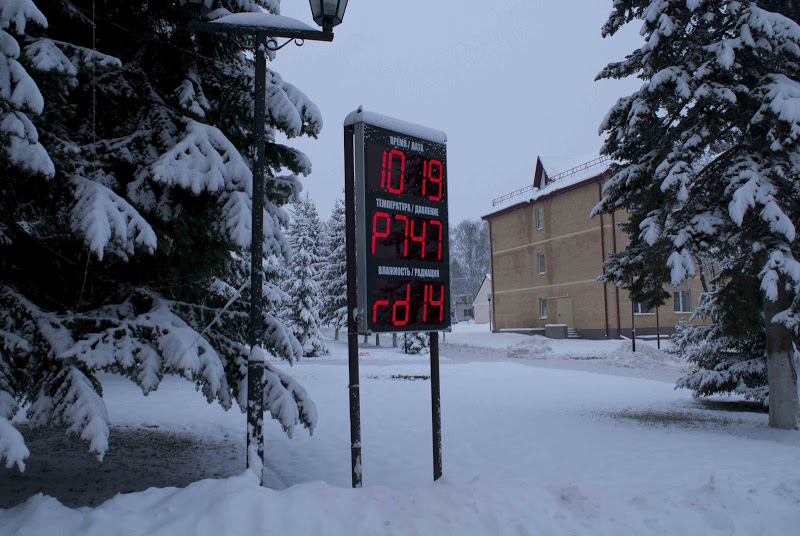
xmin=674 ymin=290 xmax=692 ymax=313
xmin=535 ymin=207 xmax=544 ymax=230
xmin=539 ymin=298 xmax=548 ymax=319
xmin=634 ymin=302 xmax=654 ymax=314
xmin=537 ymin=253 xmax=546 ymax=274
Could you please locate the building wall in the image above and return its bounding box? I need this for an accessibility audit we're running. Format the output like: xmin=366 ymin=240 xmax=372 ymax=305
xmin=473 ymin=277 xmax=492 ymax=324
xmin=486 ymin=176 xmax=707 ymax=339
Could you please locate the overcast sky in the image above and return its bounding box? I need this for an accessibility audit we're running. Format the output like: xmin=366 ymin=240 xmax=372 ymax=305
xmin=275 ymin=1 xmax=644 ymax=223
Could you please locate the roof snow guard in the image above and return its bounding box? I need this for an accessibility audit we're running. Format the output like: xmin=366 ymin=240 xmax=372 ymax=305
xmin=491 ymin=155 xmax=610 ymax=207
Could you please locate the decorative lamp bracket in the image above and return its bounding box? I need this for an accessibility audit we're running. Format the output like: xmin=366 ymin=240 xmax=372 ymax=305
xmin=266 ymin=37 xmax=305 ymax=51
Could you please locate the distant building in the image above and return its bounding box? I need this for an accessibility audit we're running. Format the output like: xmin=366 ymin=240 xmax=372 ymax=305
xmin=482 ymin=156 xmax=706 ymax=339
xmin=452 ymin=295 xmax=474 ymax=322
xmin=472 ymin=274 xmax=492 ymax=325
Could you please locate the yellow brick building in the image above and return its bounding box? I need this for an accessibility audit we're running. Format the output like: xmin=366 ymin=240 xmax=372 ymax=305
xmin=482 ymin=156 xmax=705 ymax=339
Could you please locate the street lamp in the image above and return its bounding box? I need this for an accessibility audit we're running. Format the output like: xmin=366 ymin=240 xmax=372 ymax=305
xmin=180 ymin=0 xmax=347 ymax=477
xmin=179 ymin=0 xmax=213 ymax=18
xmin=308 ymin=0 xmax=348 ymax=32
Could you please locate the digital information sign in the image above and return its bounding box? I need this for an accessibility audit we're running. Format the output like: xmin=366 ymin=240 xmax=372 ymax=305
xmin=350 ymin=115 xmax=451 ymax=334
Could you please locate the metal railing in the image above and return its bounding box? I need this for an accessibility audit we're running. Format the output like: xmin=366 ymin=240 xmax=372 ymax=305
xmin=548 ymin=155 xmax=610 ymax=182
xmin=491 ymin=155 xmax=610 ymax=207
xmin=490 ymin=184 xmax=536 ymax=207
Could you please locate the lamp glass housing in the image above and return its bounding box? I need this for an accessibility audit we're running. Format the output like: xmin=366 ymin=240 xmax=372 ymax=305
xmin=309 ymin=0 xmax=348 ymax=29
xmin=180 ymin=0 xmax=215 ymax=18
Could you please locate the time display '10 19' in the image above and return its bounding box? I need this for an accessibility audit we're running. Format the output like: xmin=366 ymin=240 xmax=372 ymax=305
xmin=366 ymin=143 xmax=445 ymax=202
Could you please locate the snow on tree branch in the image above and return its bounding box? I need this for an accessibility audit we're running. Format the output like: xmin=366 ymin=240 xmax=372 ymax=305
xmin=265 ymin=69 xmax=322 ymax=139
xmin=760 ymin=75 xmax=800 ymax=151
xmin=0 ymin=0 xmax=47 ymax=35
xmin=0 ymin=417 xmax=28 ymax=471
xmin=222 ymin=191 xmax=252 ymax=247
xmin=62 ymin=295 xmax=233 ymax=407
xmin=0 ymin=287 xmax=111 ymax=461
xmin=0 ymin=285 xmax=244 ymax=465
xmin=232 ymin=0 xmax=280 ymax=15
xmin=0 ymin=325 xmax=27 ymax=471
xmin=152 ymin=119 xmax=252 ymax=196
xmin=58 ymin=41 xmax=122 ymax=69
xmin=24 ymin=38 xmax=77 ymax=76
xmin=264 ymin=311 xmax=303 ymax=363
xmin=0 ymin=43 xmax=43 ymax=113
xmin=1 ymin=4 xmax=54 ymax=179
xmin=151 ymin=119 xmax=268 ymax=248
xmin=726 ymin=162 xmax=795 ymax=242
xmin=51 ymin=365 xmax=110 ymax=460
xmin=70 ymin=175 xmax=158 ymax=261
xmin=263 ymin=360 xmax=317 ymax=437
xmin=176 ymin=75 xmax=210 ymax=118
xmin=0 ymin=110 xmax=53 ymax=176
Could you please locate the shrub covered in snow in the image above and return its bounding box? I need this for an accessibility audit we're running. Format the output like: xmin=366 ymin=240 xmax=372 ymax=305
xmin=402 ymin=332 xmax=429 ymax=355
xmin=674 ymin=289 xmax=768 ymax=403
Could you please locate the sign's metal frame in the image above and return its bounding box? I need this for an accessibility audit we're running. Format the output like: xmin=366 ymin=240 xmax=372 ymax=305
xmin=352 ymin=121 xmax=451 ymax=335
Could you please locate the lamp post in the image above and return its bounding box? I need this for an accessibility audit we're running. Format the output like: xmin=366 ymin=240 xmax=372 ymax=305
xmin=180 ymin=0 xmax=347 ymax=475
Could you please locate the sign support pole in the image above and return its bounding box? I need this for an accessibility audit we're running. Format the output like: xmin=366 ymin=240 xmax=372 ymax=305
xmin=430 ymin=331 xmax=442 ymax=481
xmin=344 ymin=125 xmax=363 ymax=488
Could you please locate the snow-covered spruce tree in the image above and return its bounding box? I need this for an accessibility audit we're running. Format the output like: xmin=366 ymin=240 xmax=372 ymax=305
xmin=593 ymin=0 xmax=800 ymax=428
xmin=321 ymin=197 xmax=347 ymax=340
xmin=0 ymin=0 xmax=321 ymax=471
xmin=286 ymin=195 xmax=328 ymax=357
xmin=402 ymin=332 xmax=429 ymax=355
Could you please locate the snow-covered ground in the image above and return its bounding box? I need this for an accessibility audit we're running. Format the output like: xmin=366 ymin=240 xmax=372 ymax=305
xmin=2 ymin=326 xmax=799 ymax=534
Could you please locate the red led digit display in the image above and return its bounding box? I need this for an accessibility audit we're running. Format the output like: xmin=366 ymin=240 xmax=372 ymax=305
xmin=355 ymin=120 xmax=450 ymax=333
xmin=366 ymin=143 xmax=446 ymax=202
xmin=369 ymin=213 xmax=445 ymax=262
xmin=371 ymin=279 xmax=447 ymax=328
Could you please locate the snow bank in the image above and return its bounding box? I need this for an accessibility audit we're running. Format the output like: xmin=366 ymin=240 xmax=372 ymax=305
xmin=607 ymin=340 xmax=687 ymax=371
xmin=506 ymin=335 xmax=553 ymax=358
xmin=444 ymin=323 xmax=532 ymax=350
xmin=2 ymin=467 xmax=799 ymax=535
xmin=444 ymin=323 xmax=682 ymax=366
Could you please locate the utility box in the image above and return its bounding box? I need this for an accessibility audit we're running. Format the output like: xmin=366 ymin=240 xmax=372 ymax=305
xmin=545 ymin=324 xmax=568 ymax=339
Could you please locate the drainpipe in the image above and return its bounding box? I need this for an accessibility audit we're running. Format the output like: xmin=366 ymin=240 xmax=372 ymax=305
xmin=656 ymin=305 xmax=661 ymax=349
xmin=631 ymin=298 xmax=636 ymax=352
xmin=611 ymin=211 xmax=621 ymax=337
xmin=488 ymin=220 xmax=497 ymax=332
xmin=598 ymin=183 xmax=609 ymax=338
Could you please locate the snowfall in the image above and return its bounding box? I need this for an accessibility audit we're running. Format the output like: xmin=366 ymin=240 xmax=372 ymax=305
xmin=1 ymin=324 xmax=799 ymax=535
